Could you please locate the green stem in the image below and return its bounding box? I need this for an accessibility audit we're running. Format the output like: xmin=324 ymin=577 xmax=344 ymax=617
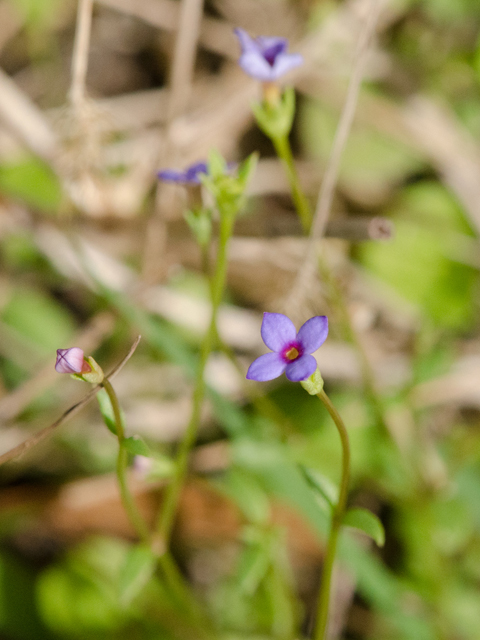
xmin=272 ymin=134 xmax=312 ymax=232
xmin=157 ymin=213 xmax=235 ymax=546
xmin=102 ymin=378 xmax=151 ymax=544
xmin=102 ymin=368 xmax=205 ymax=626
xmin=314 ymin=389 xmax=350 ymax=640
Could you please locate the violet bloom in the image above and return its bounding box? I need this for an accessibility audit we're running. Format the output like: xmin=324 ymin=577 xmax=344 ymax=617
xmin=234 ymin=28 xmax=303 ymax=82
xmin=157 ymin=161 xmax=208 ymax=185
xmin=246 ymin=313 xmax=328 ymax=382
xmin=55 ymin=347 xmax=91 ymax=374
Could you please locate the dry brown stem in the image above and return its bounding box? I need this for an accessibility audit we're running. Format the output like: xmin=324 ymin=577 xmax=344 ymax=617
xmin=283 ymin=0 xmax=385 ymax=315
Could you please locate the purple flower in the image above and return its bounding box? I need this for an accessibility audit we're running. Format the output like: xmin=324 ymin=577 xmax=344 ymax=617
xmin=246 ymin=313 xmax=328 ymax=382
xmin=234 ymin=28 xmax=303 ymax=82
xmin=55 ymin=347 xmax=92 ymax=374
xmin=157 ymin=161 xmax=208 ymax=185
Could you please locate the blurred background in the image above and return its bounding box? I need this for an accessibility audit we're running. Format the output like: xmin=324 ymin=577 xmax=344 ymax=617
xmin=0 ymin=0 xmax=480 ymax=638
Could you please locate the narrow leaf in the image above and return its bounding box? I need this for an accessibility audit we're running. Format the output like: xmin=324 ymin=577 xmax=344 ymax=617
xmin=123 ymin=436 xmax=150 ymax=457
xmin=96 ymin=388 xmax=117 ymax=435
xmin=118 ymin=544 xmax=157 ymax=606
xmin=343 ymin=508 xmax=385 ymax=547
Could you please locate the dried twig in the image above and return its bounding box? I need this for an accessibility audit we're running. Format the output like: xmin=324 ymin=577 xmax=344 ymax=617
xmin=0 ymin=67 xmax=58 ymax=161
xmin=69 ymin=0 xmax=94 ymax=109
xmin=283 ymin=0 xmax=385 ymax=313
xmin=142 ymin=0 xmax=206 ymax=282
xmin=0 ymin=336 xmax=141 ymax=467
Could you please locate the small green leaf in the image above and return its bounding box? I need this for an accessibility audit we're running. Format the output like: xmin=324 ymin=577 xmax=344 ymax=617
xmin=96 ymin=389 xmax=118 ymax=435
xmin=237 ymin=536 xmax=271 ymax=595
xmin=301 ymin=466 xmax=337 ymax=511
xmin=207 ymin=148 xmax=227 ymax=178
xmin=343 ymin=508 xmax=385 ymax=547
xmin=237 ymin=152 xmax=259 ymax=186
xmin=118 ymin=544 xmax=157 ymax=606
xmin=123 ymin=436 xmax=150 ymax=458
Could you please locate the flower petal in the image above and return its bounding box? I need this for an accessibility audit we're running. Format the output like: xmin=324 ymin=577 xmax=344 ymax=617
xmin=271 ymin=52 xmax=303 ymax=79
xmin=285 ymin=353 xmax=317 ymax=382
xmin=246 ymin=352 xmax=286 ymax=381
xmin=55 ymin=347 xmax=86 ymax=374
xmin=296 ymin=316 xmax=328 ymax=354
xmin=157 ymin=169 xmax=185 ymax=183
xmin=234 ymin=28 xmax=259 ymax=54
xmin=261 ymin=312 xmax=296 ymax=352
xmin=238 ymin=51 xmax=275 ymax=81
xmin=185 ymin=162 xmax=208 ymax=183
xmin=256 ymin=36 xmax=288 ymax=55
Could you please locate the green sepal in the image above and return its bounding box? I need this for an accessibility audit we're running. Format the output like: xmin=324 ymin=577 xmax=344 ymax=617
xmin=343 ymin=507 xmax=385 ymax=547
xmin=252 ymin=86 xmax=296 ymax=140
xmin=202 ymin=150 xmax=258 ymax=219
xmin=123 ymin=435 xmax=150 ymax=457
xmin=300 ymin=368 xmax=324 ymax=395
xmin=71 ymin=356 xmax=104 ymax=384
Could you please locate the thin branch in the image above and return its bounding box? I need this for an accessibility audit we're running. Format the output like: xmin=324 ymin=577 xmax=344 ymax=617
xmin=142 ymin=0 xmax=205 ymax=282
xmin=283 ymin=0 xmax=385 ymax=311
xmin=69 ymin=0 xmax=94 ymax=109
xmin=0 ymin=336 xmax=141 ymax=467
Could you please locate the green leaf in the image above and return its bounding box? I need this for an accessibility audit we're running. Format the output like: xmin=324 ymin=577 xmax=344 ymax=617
xmin=207 ymin=148 xmax=227 ymax=178
xmin=118 ymin=544 xmax=157 ymax=606
xmin=123 ymin=436 xmax=150 ymax=457
xmin=233 ymin=438 xmax=329 ymax=537
xmin=236 ymin=536 xmax=271 ymax=595
xmin=237 ymin=152 xmax=259 ymax=187
xmin=301 ymin=466 xmax=338 ymax=511
xmin=0 ymin=158 xmax=62 ymax=212
xmin=343 ymin=508 xmax=385 ymax=547
xmin=96 ymin=389 xmax=118 ymax=435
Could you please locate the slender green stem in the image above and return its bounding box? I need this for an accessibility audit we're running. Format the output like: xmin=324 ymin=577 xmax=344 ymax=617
xmin=314 ymin=389 xmax=350 ymax=640
xmin=102 ymin=378 xmax=151 ymax=544
xmin=156 ymin=213 xmax=235 ymax=546
xmin=102 ymin=380 xmax=204 ymax=624
xmin=272 ymin=134 xmax=312 ymax=232
xmin=271 ymin=126 xmax=389 ymax=436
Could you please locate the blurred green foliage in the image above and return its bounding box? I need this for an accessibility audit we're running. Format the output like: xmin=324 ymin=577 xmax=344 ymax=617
xmin=1 ymin=0 xmax=480 ymax=639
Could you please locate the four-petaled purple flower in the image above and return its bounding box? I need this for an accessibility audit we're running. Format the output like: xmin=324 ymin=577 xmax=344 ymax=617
xmin=55 ymin=347 xmax=92 ymax=374
xmin=234 ymin=28 xmax=303 ymax=82
xmin=157 ymin=161 xmax=208 ymax=185
xmin=246 ymin=313 xmax=328 ymax=382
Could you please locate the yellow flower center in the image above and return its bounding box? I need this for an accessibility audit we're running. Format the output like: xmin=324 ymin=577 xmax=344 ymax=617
xmin=285 ymin=346 xmax=299 ymax=360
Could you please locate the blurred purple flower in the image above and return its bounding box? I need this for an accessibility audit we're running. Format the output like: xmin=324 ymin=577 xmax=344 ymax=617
xmin=55 ymin=347 xmax=92 ymax=374
xmin=157 ymin=161 xmax=208 ymax=185
xmin=133 ymin=455 xmax=153 ymax=479
xmin=234 ymin=28 xmax=303 ymax=82
xmin=246 ymin=313 xmax=328 ymax=382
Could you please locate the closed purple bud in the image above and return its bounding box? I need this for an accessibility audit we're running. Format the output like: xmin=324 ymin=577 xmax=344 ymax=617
xmin=55 ymin=348 xmax=92 ymax=374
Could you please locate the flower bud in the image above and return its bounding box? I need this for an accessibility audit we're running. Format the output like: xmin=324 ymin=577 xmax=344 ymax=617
xmin=55 ymin=348 xmax=92 ymax=374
